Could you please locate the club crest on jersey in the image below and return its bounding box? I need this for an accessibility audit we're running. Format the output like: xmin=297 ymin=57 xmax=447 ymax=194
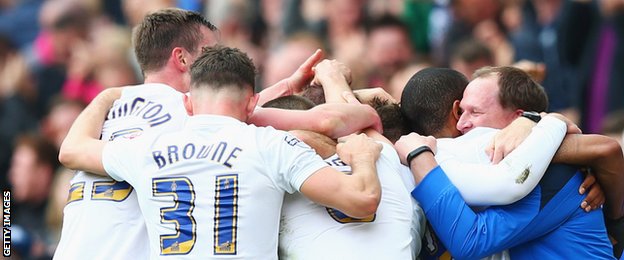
xmin=109 ymin=128 xmax=144 ymax=141
xmin=171 ymin=241 xmax=180 ymax=252
xmin=217 ymin=241 xmax=233 ymax=252
xmin=102 ymin=188 xmax=114 ymax=197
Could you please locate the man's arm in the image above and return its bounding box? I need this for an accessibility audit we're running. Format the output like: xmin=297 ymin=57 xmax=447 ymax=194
xmin=394 ymin=133 xmax=548 ymax=259
xmin=486 ymin=113 xmax=581 ymax=163
xmin=249 ymin=103 xmax=382 ymax=139
xmin=58 ymin=88 xmax=121 ymax=175
xmin=290 ymin=130 xmax=337 ymax=159
xmin=486 ymin=113 xmax=608 ymax=211
xmin=436 ymin=115 xmax=567 ymax=206
xmin=300 ymin=133 xmax=382 ymax=218
xmin=395 ymin=115 xmax=566 ymax=206
xmin=552 ymin=134 xmax=624 ymax=218
xmin=311 ymin=59 xmax=352 ymax=103
xmin=312 ymin=59 xmax=394 ymax=145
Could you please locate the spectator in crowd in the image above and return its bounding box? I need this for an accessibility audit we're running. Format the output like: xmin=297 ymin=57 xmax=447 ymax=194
xmin=38 ymin=96 xmax=85 ymax=251
xmin=61 ymin=23 xmax=137 ymax=104
xmin=0 ymin=34 xmax=38 ymax=189
xmin=450 ymin=37 xmax=494 ymax=79
xmin=559 ymin=0 xmax=624 ymax=133
xmin=262 ymin=32 xmax=323 ymax=91
xmin=509 ymin=0 xmax=580 ymax=122
xmin=40 ymin=97 xmax=85 ymax=149
xmin=365 ymin=14 xmax=415 ymax=90
xmin=22 ymin=0 xmax=92 ymax=118
xmin=9 ymin=133 xmax=59 ymax=259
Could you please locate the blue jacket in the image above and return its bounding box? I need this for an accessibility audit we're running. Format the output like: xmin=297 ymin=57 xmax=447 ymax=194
xmin=414 ymin=165 xmax=614 ymax=259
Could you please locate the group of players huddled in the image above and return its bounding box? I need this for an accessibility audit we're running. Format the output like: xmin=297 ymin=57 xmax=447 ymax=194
xmin=53 ymin=8 xmax=623 ymax=260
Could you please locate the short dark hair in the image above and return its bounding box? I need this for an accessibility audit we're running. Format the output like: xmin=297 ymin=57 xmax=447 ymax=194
xmin=190 ymin=45 xmax=256 ymax=91
xmin=262 ymin=95 xmax=316 ymax=110
xmin=401 ymin=68 xmax=468 ymax=136
xmin=473 ymin=66 xmax=548 ymax=112
xmin=370 ymin=97 xmax=408 ymax=143
xmin=300 ymin=85 xmax=326 ymax=105
xmin=133 ymin=8 xmax=217 ymax=74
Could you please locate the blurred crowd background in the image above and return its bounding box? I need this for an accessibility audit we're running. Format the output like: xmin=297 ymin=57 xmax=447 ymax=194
xmin=1 ymin=0 xmax=623 ymax=258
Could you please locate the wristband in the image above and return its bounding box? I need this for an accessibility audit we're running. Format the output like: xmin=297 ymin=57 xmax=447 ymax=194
xmin=406 ymin=145 xmax=434 ymax=166
xmin=521 ymin=111 xmax=541 ymax=123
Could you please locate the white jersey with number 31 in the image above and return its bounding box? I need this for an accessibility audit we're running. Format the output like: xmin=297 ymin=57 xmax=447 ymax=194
xmin=102 ymin=115 xmax=329 ymax=259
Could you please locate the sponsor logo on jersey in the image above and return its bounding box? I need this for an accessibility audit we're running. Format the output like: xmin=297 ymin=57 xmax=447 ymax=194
xmin=110 ymin=128 xmax=143 ymax=141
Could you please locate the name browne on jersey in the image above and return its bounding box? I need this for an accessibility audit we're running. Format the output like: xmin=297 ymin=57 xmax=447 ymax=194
xmin=152 ymin=142 xmax=243 ymax=169
xmin=107 ymin=97 xmax=172 ymax=127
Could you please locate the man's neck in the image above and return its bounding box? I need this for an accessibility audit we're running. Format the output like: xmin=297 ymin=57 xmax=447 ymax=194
xmin=192 ymin=96 xmax=250 ymax=122
xmin=144 ymin=72 xmax=186 ymax=93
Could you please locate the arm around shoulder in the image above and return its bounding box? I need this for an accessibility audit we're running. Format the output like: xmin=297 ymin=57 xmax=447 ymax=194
xmin=250 ymin=103 xmax=382 ymax=139
xmin=299 ymin=134 xmax=382 ymax=218
xmin=58 ymin=88 xmax=121 ymax=175
xmin=554 ymin=134 xmax=624 ymax=218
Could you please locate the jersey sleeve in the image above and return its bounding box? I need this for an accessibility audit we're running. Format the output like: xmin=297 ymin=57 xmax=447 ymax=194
xmin=259 ymin=130 xmax=329 ymax=193
xmin=102 ymin=139 xmax=139 ymax=184
xmin=412 ymin=166 xmax=542 ymax=259
xmin=439 ymin=116 xmax=567 ymax=206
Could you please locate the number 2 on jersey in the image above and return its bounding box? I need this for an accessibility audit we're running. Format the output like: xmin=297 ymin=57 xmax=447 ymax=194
xmin=67 ymin=181 xmax=133 ymax=203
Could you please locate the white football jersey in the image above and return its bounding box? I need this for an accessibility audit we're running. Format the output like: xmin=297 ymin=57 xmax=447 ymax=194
xmin=54 ymin=84 xmax=187 ymax=259
xmin=279 ymin=142 xmax=414 ymax=260
xmin=102 ymin=115 xmax=328 ymax=259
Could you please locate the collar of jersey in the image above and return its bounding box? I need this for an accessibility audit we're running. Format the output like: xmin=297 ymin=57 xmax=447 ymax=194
xmin=185 ymin=114 xmax=244 ymax=129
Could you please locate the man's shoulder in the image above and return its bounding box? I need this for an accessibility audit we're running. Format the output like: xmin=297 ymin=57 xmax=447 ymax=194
xmin=437 ymin=127 xmax=497 ymax=149
xmin=102 ymin=83 xmax=187 ymax=139
xmin=119 ymin=83 xmax=184 ymax=101
xmin=458 ymin=127 xmax=498 ymax=141
xmin=436 ymin=127 xmax=497 ymax=164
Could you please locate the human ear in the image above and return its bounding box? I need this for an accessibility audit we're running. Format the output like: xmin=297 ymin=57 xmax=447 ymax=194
xmin=247 ymin=94 xmax=259 ymax=118
xmin=172 ymin=47 xmax=188 ymax=71
xmin=452 ymin=100 xmax=462 ymax=120
xmin=184 ymin=94 xmax=193 ymax=116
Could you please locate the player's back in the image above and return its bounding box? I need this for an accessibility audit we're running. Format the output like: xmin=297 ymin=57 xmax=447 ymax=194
xmin=54 ymin=83 xmax=186 ymax=259
xmin=102 ymin=115 xmax=328 ymax=259
xmin=279 ymin=142 xmax=414 ymax=260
